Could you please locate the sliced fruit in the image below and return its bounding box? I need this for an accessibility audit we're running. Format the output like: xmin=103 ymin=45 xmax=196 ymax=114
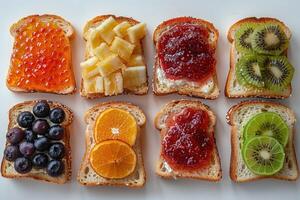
xmin=94 ymin=108 xmax=137 ymax=145
xmin=123 ymin=66 xmax=147 ymax=89
xmin=110 ymin=37 xmax=135 ymax=62
xmin=95 ymin=16 xmax=118 ymax=44
xmin=80 ymin=56 xmax=98 ymax=68
xmin=93 ymin=43 xmax=113 ymax=60
xmin=82 ymin=66 xmax=99 ymax=80
xmin=103 ymin=71 xmax=124 ymax=96
xmin=88 ymin=29 xmax=103 ymax=50
xmin=132 ymin=42 xmax=142 ymax=54
xmin=113 ymin=21 xmax=131 ymax=38
xmin=127 ymin=54 xmax=144 ymax=66
xmin=98 ymin=55 xmax=126 ymax=77
xmin=243 ymin=112 xmax=289 ymax=146
xmin=251 ymin=23 xmax=289 ymax=55
xmin=242 ymin=136 xmax=285 ymax=176
xmin=90 ymin=140 xmax=137 ymax=179
xmin=264 ymin=56 xmax=294 ymax=91
xmin=127 ymin=23 xmax=146 ymax=43
xmin=235 ymin=23 xmax=257 ymax=53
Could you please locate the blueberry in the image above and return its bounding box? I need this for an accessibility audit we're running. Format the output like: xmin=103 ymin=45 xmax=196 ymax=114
xmin=19 ymin=142 xmax=35 ymax=157
xmin=46 ymin=160 xmax=64 ymax=177
xmin=17 ymin=111 xmax=35 ymax=128
xmin=47 ymin=125 xmax=64 ymax=140
xmin=48 ymin=142 xmax=65 ymax=159
xmin=4 ymin=145 xmax=20 ymax=161
xmin=6 ymin=127 xmax=25 ymax=144
xmin=32 ymin=119 xmax=49 ymax=135
xmin=34 ymin=137 xmax=50 ymax=151
xmin=24 ymin=129 xmax=37 ymax=142
xmin=33 ymin=101 xmax=50 ymax=118
xmin=14 ymin=157 xmax=32 ymax=174
xmin=49 ymin=108 xmax=65 ymax=124
xmin=32 ymin=153 xmax=49 ymax=169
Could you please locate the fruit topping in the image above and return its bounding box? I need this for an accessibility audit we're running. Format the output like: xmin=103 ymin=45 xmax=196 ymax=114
xmin=14 ymin=157 xmax=32 ymax=174
xmin=33 ymin=101 xmax=50 ymax=117
xmin=46 ymin=160 xmax=64 ymax=177
xmin=17 ymin=111 xmax=35 ymax=128
xmin=47 ymin=125 xmax=64 ymax=140
xmin=49 ymin=108 xmax=65 ymax=124
xmin=90 ymin=140 xmax=137 ymax=179
xmin=4 ymin=145 xmax=20 ymax=161
xmin=19 ymin=141 xmax=35 ymax=157
xmin=6 ymin=127 xmax=25 ymax=144
xmin=32 ymin=153 xmax=49 ymax=169
xmin=123 ymin=66 xmax=147 ymax=89
xmin=235 ymin=23 xmax=257 ymax=53
xmin=48 ymin=142 xmax=65 ymax=159
xmin=34 ymin=137 xmax=50 ymax=151
xmin=94 ymin=108 xmax=137 ymax=146
xmin=157 ymin=24 xmax=216 ymax=83
xmin=32 ymin=119 xmax=50 ymax=135
xmin=24 ymin=129 xmax=37 ymax=143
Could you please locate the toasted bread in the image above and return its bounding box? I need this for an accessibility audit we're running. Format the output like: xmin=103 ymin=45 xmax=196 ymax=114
xmin=77 ymin=102 xmax=146 ymax=187
xmin=6 ymin=14 xmax=76 ymax=94
xmin=154 ymin=99 xmax=222 ymax=181
xmin=1 ymin=100 xmax=73 ymax=184
xmin=80 ymin=15 xmax=148 ymax=98
xmin=225 ymin=17 xmax=292 ymax=99
xmin=152 ymin=17 xmax=220 ymax=99
xmin=226 ymin=101 xmax=299 ymax=182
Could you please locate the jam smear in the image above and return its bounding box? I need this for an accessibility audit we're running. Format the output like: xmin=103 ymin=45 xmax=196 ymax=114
xmin=7 ymin=17 xmax=74 ymax=92
xmin=162 ymin=108 xmax=214 ymax=171
xmin=158 ymin=24 xmax=216 ymax=83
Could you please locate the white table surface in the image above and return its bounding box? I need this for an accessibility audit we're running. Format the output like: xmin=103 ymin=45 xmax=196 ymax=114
xmin=0 ymin=0 xmax=300 ymax=199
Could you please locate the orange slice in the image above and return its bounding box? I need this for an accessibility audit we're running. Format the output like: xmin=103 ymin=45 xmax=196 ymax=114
xmin=94 ymin=108 xmax=138 ymax=146
xmin=90 ymin=140 xmax=137 ymax=179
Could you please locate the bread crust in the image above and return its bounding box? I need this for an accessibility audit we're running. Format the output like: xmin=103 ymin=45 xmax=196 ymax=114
xmin=80 ymin=15 xmax=148 ymax=99
xmin=225 ymin=17 xmax=292 ymax=99
xmin=152 ymin=17 xmax=220 ymax=99
xmin=1 ymin=100 xmax=73 ymax=184
xmin=227 ymin=100 xmax=299 ymax=182
xmin=154 ymin=99 xmax=222 ymax=181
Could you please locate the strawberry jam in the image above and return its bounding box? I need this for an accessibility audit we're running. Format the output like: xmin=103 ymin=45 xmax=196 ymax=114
xmin=7 ymin=17 xmax=74 ymax=92
xmin=162 ymin=108 xmax=214 ymax=170
xmin=157 ymin=24 xmax=216 ymax=83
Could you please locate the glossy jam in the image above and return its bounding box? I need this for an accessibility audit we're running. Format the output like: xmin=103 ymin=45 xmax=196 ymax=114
xmin=7 ymin=17 xmax=74 ymax=92
xmin=157 ymin=24 xmax=216 ymax=83
xmin=162 ymin=108 xmax=214 ymax=170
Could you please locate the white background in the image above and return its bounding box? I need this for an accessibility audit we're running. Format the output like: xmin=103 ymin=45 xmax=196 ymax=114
xmin=0 ymin=0 xmax=299 ymax=199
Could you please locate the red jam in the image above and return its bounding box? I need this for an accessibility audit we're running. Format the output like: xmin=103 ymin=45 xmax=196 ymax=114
xmin=157 ymin=24 xmax=216 ymax=83
xmin=7 ymin=17 xmax=75 ymax=92
xmin=162 ymin=108 xmax=214 ymax=171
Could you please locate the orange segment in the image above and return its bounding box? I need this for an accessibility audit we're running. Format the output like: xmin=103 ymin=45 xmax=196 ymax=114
xmin=94 ymin=108 xmax=138 ymax=146
xmin=90 ymin=140 xmax=137 ymax=179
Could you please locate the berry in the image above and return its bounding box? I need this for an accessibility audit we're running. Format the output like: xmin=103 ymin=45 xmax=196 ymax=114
xmin=49 ymin=108 xmax=65 ymax=124
xmin=17 ymin=111 xmax=35 ymax=128
xmin=6 ymin=127 xmax=25 ymax=144
xmin=19 ymin=142 xmax=35 ymax=157
xmin=32 ymin=153 xmax=49 ymax=169
xmin=14 ymin=157 xmax=32 ymax=174
xmin=48 ymin=142 xmax=65 ymax=159
xmin=46 ymin=160 xmax=64 ymax=177
xmin=34 ymin=137 xmax=50 ymax=151
xmin=33 ymin=101 xmax=50 ymax=118
xmin=32 ymin=119 xmax=49 ymax=135
xmin=47 ymin=125 xmax=64 ymax=140
xmin=24 ymin=129 xmax=37 ymax=142
xmin=4 ymin=145 xmax=20 ymax=161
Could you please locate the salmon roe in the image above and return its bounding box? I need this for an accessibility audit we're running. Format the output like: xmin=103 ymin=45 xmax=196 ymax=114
xmin=7 ymin=17 xmax=74 ymax=92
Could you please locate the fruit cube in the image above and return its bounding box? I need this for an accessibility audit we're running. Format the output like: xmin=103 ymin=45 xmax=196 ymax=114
xmin=81 ymin=56 xmax=100 ymax=79
xmin=104 ymin=71 xmax=123 ymax=96
xmin=93 ymin=43 xmax=113 ymax=60
xmin=95 ymin=16 xmax=118 ymax=44
xmin=127 ymin=23 xmax=146 ymax=43
xmin=80 ymin=56 xmax=98 ymax=68
xmin=88 ymin=29 xmax=103 ymax=49
xmin=133 ymin=42 xmax=142 ymax=54
xmin=95 ymin=76 xmax=104 ymax=93
xmin=113 ymin=21 xmax=131 ymax=38
xmin=123 ymin=66 xmax=147 ymax=89
xmin=127 ymin=54 xmax=144 ymax=67
xmin=98 ymin=54 xmax=126 ymax=77
xmin=110 ymin=37 xmax=135 ymax=62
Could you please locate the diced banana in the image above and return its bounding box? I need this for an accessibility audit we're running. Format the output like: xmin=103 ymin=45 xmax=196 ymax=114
xmin=98 ymin=54 xmax=126 ymax=77
xmin=113 ymin=21 xmax=131 ymax=38
xmin=95 ymin=76 xmax=104 ymax=93
xmin=93 ymin=43 xmax=113 ymax=60
xmin=88 ymin=28 xmax=103 ymax=50
xmin=95 ymin=16 xmax=118 ymax=44
xmin=84 ymin=77 xmax=104 ymax=94
xmin=123 ymin=66 xmax=147 ymax=89
xmin=82 ymin=66 xmax=99 ymax=80
xmin=104 ymin=71 xmax=123 ymax=96
xmin=127 ymin=54 xmax=144 ymax=67
xmin=83 ymin=78 xmax=96 ymax=93
xmin=110 ymin=37 xmax=135 ymax=62
xmin=127 ymin=23 xmax=146 ymax=43
xmin=80 ymin=56 xmax=98 ymax=68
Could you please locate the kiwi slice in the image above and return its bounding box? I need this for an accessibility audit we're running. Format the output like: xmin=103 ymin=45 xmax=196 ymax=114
xmin=251 ymin=24 xmax=289 ymax=55
xmin=264 ymin=56 xmax=294 ymax=91
xmin=235 ymin=54 xmax=265 ymax=88
xmin=235 ymin=23 xmax=257 ymax=53
xmin=242 ymin=136 xmax=285 ymax=176
xmin=243 ymin=112 xmax=289 ymax=146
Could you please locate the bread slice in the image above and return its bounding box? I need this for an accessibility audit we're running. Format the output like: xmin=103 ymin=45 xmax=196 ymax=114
xmin=6 ymin=14 xmax=76 ymax=94
xmin=77 ymin=102 xmax=146 ymax=187
xmin=154 ymin=99 xmax=222 ymax=181
xmin=153 ymin=17 xmax=220 ymax=99
xmin=80 ymin=15 xmax=148 ymax=98
xmin=1 ymin=100 xmax=73 ymax=184
xmin=225 ymin=17 xmax=292 ymax=99
xmin=227 ymin=101 xmax=299 ymax=182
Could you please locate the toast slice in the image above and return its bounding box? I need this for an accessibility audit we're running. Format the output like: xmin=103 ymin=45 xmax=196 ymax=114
xmin=1 ymin=100 xmax=73 ymax=184
xmin=80 ymin=15 xmax=148 ymax=98
xmin=225 ymin=17 xmax=292 ymax=99
xmin=153 ymin=17 xmax=220 ymax=99
xmin=227 ymin=101 xmax=299 ymax=182
xmin=154 ymin=99 xmax=222 ymax=181
xmin=77 ymin=102 xmax=146 ymax=187
xmin=6 ymin=14 xmax=76 ymax=94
